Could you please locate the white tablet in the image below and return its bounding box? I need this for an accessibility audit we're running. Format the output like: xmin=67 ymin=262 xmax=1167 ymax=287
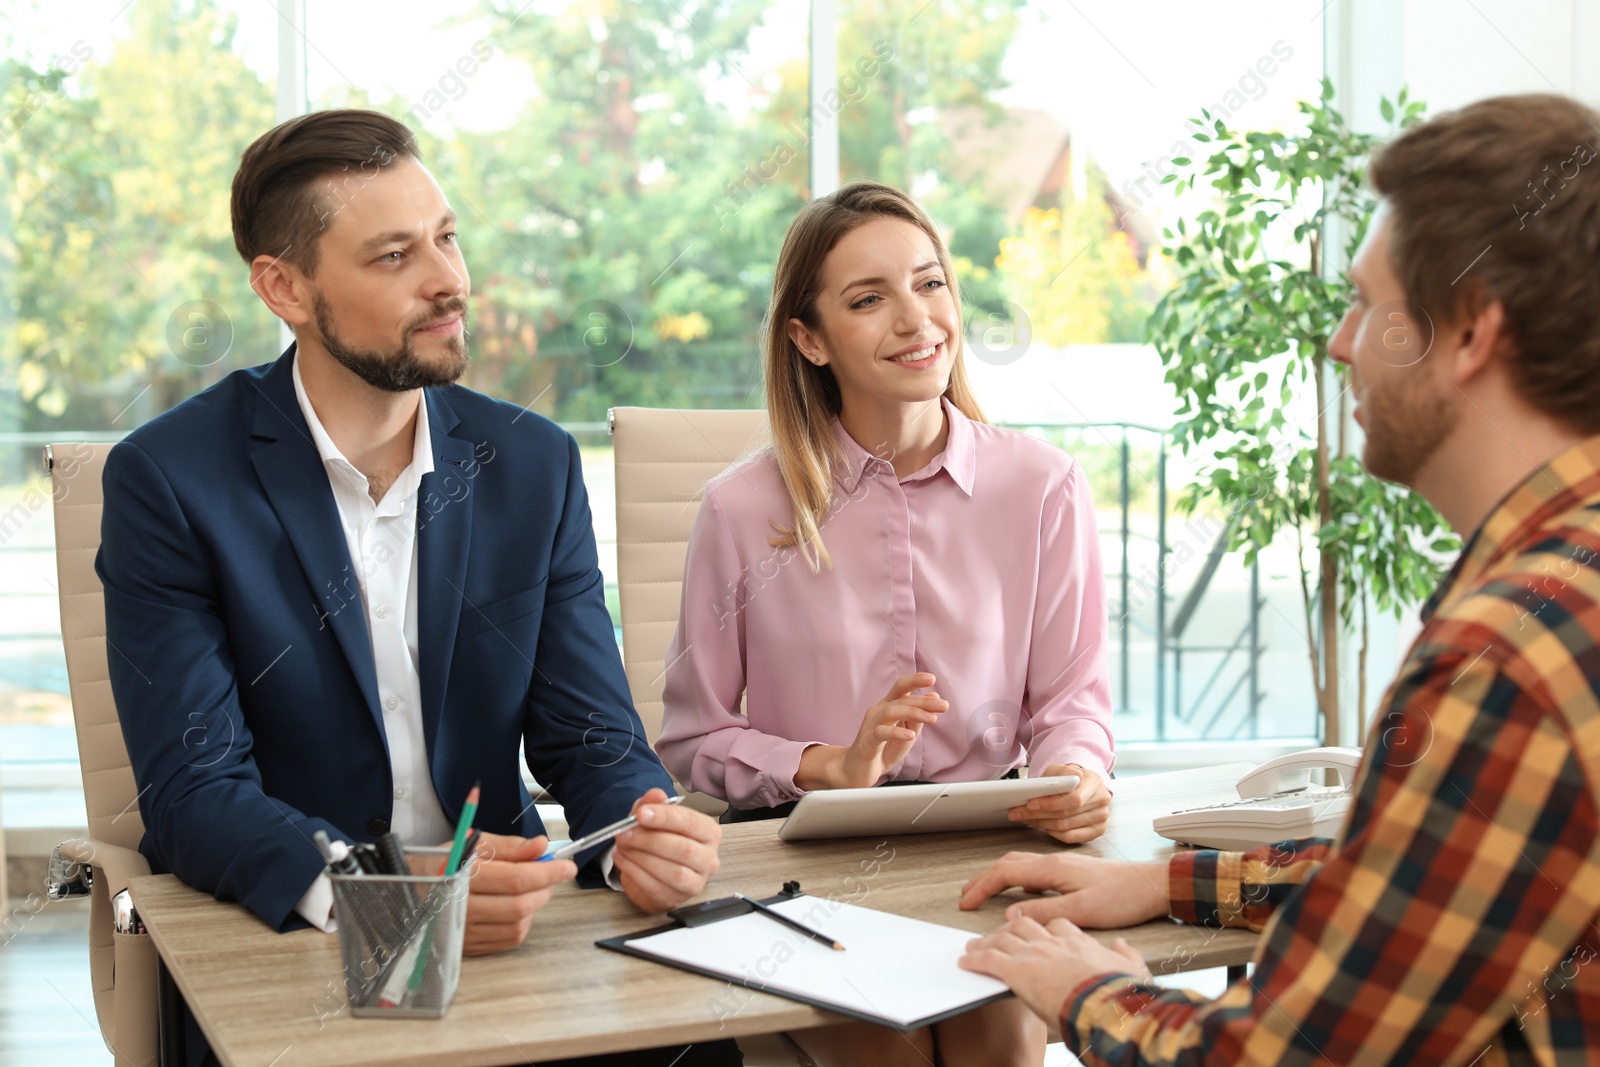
xmin=776 ymin=774 xmax=1082 ymax=841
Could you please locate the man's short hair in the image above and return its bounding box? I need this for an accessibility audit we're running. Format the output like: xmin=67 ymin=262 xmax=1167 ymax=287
xmin=230 ymin=108 xmax=419 ymax=277
xmin=1370 ymin=93 xmax=1600 ymax=433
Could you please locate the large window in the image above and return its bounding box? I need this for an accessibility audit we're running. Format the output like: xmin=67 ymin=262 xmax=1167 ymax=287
xmin=1 ymin=0 xmax=280 ymax=823
xmin=4 ymin=0 xmax=1345 ymax=826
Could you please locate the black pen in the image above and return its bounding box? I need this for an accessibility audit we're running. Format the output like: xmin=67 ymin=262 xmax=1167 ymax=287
xmin=735 ymin=893 xmax=844 ymax=951
xmin=373 ymin=832 xmax=410 ymax=877
xmin=351 ymin=842 xmax=385 ymax=875
xmin=459 ymin=828 xmax=482 ymax=869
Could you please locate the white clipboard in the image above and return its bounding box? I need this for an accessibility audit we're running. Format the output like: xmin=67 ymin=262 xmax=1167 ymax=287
xmin=598 ymin=888 xmax=1009 ymax=1030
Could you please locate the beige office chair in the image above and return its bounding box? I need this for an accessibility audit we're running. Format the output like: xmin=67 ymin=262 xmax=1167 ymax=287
xmin=610 ymin=407 xmax=819 ymax=1065
xmin=608 ymin=406 xmax=769 ymax=767
xmin=43 ymin=442 xmax=160 ymax=1067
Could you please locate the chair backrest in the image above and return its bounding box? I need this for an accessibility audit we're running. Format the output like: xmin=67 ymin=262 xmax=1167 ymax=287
xmin=608 ymin=408 xmax=768 ymax=743
xmin=47 ymin=443 xmax=144 ymax=853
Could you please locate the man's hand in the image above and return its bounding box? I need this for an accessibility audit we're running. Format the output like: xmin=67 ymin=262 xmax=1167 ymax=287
xmin=1009 ymin=763 xmax=1111 ymax=843
xmin=959 ymin=915 xmax=1150 ymax=1023
xmin=796 ymin=673 xmax=948 ymax=790
xmin=612 ymin=788 xmax=722 ymax=913
xmin=958 ymin=851 xmax=1168 ymax=928
xmin=461 ymin=833 xmax=576 ymax=955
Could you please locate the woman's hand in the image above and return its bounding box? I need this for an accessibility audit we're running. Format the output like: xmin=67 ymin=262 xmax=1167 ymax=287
xmin=796 ymin=673 xmax=947 ymax=790
xmin=1009 ymin=763 xmax=1111 ymax=843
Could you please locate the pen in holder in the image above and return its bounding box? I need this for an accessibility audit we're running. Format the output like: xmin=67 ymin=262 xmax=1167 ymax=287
xmin=328 ymin=845 xmax=473 ymax=1018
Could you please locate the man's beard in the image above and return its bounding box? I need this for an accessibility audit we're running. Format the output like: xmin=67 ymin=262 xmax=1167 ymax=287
xmin=1360 ymin=372 xmax=1457 ymax=486
xmin=313 ymin=293 xmax=470 ymax=392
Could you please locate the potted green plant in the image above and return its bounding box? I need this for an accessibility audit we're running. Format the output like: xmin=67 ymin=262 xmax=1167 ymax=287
xmin=1148 ymin=80 xmax=1458 ymax=746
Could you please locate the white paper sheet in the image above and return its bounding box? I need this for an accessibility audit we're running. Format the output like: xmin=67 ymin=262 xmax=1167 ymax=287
xmin=626 ymin=897 xmax=1009 ymax=1027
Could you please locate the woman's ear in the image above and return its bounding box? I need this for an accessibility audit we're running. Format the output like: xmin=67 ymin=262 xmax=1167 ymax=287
xmin=788 ymin=318 xmax=828 ymax=366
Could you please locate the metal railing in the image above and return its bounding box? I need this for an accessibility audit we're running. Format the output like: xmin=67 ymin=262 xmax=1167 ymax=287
xmin=994 ymin=420 xmax=1267 ymax=742
xmin=1 ymin=422 xmax=1276 ymax=756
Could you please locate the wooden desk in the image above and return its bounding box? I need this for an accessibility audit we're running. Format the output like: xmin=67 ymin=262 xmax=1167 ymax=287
xmin=130 ymin=763 xmax=1259 ymax=1066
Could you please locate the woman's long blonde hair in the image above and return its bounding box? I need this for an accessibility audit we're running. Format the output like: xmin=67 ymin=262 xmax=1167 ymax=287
xmin=764 ymin=180 xmax=986 ymax=570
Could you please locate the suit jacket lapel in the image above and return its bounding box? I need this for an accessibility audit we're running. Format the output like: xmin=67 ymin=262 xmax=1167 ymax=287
xmin=416 ymin=388 xmax=476 ymax=761
xmin=248 ymin=347 xmax=386 ymax=741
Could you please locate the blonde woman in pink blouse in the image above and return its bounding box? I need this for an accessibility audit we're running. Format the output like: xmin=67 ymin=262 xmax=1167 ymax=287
xmin=657 ymin=181 xmax=1114 ymax=1065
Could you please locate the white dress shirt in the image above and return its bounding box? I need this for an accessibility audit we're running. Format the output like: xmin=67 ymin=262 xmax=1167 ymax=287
xmin=291 ymin=358 xmax=454 ymax=929
xmin=289 ymin=360 xmax=620 ymax=931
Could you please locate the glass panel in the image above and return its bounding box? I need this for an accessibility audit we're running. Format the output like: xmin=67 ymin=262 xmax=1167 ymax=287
xmin=1 ymin=0 xmax=278 ymax=809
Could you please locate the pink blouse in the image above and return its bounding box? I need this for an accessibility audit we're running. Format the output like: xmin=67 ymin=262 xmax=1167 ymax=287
xmin=656 ymin=399 xmax=1115 ymax=810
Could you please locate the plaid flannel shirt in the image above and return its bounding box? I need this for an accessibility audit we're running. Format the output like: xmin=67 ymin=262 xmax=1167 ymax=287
xmin=1062 ymin=437 xmax=1600 ymax=1065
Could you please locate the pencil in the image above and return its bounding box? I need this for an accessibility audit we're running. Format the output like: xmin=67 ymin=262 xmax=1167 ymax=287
xmin=438 ymin=782 xmax=481 ymax=877
xmin=401 ymin=782 xmax=481 ymax=1000
xmin=736 ymin=893 xmax=845 ymax=951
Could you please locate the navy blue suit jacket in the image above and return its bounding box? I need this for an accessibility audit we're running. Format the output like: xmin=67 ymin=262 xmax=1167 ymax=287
xmin=97 ymin=346 xmax=672 ymax=932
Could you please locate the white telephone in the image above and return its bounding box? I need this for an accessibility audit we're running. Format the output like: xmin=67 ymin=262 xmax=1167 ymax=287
xmin=1153 ymin=747 xmax=1364 ymax=852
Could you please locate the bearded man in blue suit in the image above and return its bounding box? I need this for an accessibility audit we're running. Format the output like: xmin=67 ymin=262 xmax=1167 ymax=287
xmin=97 ymin=108 xmax=738 ymax=1067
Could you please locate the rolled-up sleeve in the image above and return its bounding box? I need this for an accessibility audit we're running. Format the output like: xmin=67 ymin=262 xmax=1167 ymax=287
xmin=1060 ymin=651 xmax=1600 ymax=1065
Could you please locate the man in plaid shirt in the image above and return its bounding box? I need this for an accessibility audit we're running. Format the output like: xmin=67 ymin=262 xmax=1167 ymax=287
xmin=957 ymin=93 xmax=1600 ymax=1064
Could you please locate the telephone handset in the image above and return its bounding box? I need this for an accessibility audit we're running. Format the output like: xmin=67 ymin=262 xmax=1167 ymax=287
xmin=1235 ymin=746 xmax=1364 ymax=797
xmin=1153 ymin=746 xmax=1364 ymax=852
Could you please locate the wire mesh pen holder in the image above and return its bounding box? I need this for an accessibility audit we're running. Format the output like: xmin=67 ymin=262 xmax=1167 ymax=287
xmin=329 ymin=846 xmax=474 ymax=1018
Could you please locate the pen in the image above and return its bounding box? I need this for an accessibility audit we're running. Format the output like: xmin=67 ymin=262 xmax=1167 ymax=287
xmin=735 ymin=893 xmax=845 ymax=951
xmin=374 ymin=832 xmax=410 ymax=877
xmin=351 ymin=842 xmax=385 ymax=875
xmin=538 ymin=795 xmax=686 ymax=862
xmin=459 ymin=828 xmax=481 ymax=869
xmin=315 ymin=832 xmax=365 ymax=878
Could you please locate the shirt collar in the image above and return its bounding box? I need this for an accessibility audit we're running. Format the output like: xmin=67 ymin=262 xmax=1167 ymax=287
xmin=1421 ymin=434 xmax=1600 ymax=623
xmin=291 ymin=352 xmax=435 ymax=512
xmin=830 ymin=397 xmax=976 ymax=497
